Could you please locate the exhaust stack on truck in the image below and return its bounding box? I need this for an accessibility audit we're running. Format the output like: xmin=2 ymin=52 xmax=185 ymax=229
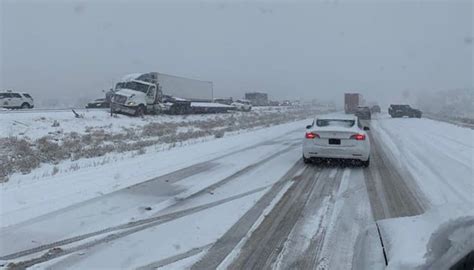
xmin=111 ymin=72 xmax=232 ymax=116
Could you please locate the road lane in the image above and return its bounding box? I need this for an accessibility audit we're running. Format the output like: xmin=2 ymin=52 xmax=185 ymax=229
xmin=191 ymin=125 xmax=430 ymax=269
xmin=2 ymin=118 xmax=437 ymax=269
xmin=364 ymin=131 xmax=428 ymax=220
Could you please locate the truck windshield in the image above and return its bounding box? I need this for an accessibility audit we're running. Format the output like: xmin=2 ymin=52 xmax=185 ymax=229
xmin=116 ymin=81 xmax=149 ymax=93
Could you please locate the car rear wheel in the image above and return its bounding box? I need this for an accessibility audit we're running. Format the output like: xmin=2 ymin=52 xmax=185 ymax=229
xmin=303 ymin=155 xmax=311 ymax=164
xmin=21 ymin=103 xmax=30 ymax=109
xmin=361 ymin=158 xmax=370 ymax=167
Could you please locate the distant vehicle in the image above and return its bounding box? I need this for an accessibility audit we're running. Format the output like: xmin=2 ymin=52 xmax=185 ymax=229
xmin=344 ymin=93 xmax=362 ymax=114
xmin=231 ymin=99 xmax=252 ymax=111
xmin=281 ymin=100 xmax=292 ymax=106
xmin=111 ymin=72 xmax=232 ymax=116
xmin=0 ymin=90 xmax=34 ymax=109
xmin=86 ymin=98 xmax=109 ymax=109
xmin=292 ymin=100 xmax=302 ymax=106
xmin=268 ymin=100 xmax=280 ymax=106
xmin=388 ymin=104 xmax=422 ymax=118
xmin=355 ymin=106 xmax=371 ymax=120
xmin=370 ymin=105 xmax=381 ymax=113
xmin=303 ymin=114 xmax=370 ymax=167
xmin=214 ymin=98 xmax=233 ymax=105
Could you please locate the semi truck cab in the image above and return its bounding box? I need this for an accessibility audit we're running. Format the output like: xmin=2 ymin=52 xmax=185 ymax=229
xmin=112 ymin=77 xmax=163 ymax=116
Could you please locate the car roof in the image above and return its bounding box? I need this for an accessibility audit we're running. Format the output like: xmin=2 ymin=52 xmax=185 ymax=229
xmin=0 ymin=91 xmax=21 ymax=94
xmin=316 ymin=113 xmax=357 ymax=121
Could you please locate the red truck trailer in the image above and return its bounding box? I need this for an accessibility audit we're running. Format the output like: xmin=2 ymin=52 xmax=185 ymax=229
xmin=344 ymin=93 xmax=361 ymax=114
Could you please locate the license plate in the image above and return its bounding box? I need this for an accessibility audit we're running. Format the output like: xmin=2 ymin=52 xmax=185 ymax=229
xmin=329 ymin=139 xmax=341 ymax=145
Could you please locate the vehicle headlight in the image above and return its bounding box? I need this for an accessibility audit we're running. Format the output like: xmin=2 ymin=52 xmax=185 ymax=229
xmin=127 ymin=101 xmax=136 ymax=106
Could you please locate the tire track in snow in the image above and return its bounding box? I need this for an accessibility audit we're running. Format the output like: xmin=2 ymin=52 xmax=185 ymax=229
xmin=190 ymin=160 xmax=307 ymax=270
xmin=371 ymin=118 xmax=472 ymax=207
xmin=121 ymin=244 xmax=213 ymax=270
xmin=385 ymin=119 xmax=472 ymax=169
xmin=3 ymin=162 xmax=218 ymax=230
xmin=181 ymin=142 xmax=300 ymax=202
xmin=2 ymin=186 xmax=268 ymax=268
xmin=364 ymin=129 xmax=427 ymax=220
xmin=273 ymin=168 xmax=344 ymax=270
xmin=293 ymin=169 xmax=345 ymax=269
xmin=223 ymin=165 xmax=328 ymax=269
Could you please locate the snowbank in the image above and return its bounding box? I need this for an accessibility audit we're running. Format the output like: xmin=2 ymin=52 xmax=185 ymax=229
xmin=379 ymin=203 xmax=474 ymax=270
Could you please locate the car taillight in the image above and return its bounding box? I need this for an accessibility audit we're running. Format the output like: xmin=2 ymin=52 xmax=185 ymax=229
xmin=305 ymin=132 xmax=320 ymax=139
xmin=350 ymin=134 xmax=366 ymax=140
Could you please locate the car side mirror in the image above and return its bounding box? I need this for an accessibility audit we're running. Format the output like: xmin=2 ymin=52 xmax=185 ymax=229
xmin=306 ymin=125 xmax=312 ymax=129
xmin=363 ymin=126 xmax=370 ymax=131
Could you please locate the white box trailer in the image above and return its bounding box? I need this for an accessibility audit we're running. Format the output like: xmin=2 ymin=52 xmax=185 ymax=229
xmin=158 ymin=73 xmax=213 ymax=102
xmin=111 ymin=72 xmax=232 ymax=116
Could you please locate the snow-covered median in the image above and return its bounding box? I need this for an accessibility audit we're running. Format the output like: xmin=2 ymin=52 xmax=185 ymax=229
xmin=0 ymin=118 xmax=310 ymax=228
xmin=0 ymin=106 xmax=328 ymax=182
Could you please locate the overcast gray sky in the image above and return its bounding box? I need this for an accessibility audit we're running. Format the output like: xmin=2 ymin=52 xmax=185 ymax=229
xmin=1 ymin=0 xmax=472 ymax=106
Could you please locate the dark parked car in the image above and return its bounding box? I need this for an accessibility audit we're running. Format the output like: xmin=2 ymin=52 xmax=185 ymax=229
xmin=388 ymin=104 xmax=422 ymax=118
xmin=370 ymin=105 xmax=381 ymax=113
xmin=86 ymin=98 xmax=109 ymax=109
xmin=269 ymin=100 xmax=280 ymax=106
xmin=355 ymin=106 xmax=371 ymax=120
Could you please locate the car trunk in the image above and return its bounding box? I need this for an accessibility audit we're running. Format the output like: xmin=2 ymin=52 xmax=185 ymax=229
xmin=312 ymin=131 xmax=357 ymax=147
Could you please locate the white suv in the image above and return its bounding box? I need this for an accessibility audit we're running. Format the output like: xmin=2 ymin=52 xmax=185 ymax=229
xmin=231 ymin=99 xmax=252 ymax=111
xmin=0 ymin=91 xmax=34 ymax=109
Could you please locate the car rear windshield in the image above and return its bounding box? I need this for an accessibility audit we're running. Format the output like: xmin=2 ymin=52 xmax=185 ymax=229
xmin=23 ymin=93 xmax=32 ymax=98
xmin=316 ymin=119 xmax=355 ymax=128
xmin=391 ymin=105 xmax=409 ymax=109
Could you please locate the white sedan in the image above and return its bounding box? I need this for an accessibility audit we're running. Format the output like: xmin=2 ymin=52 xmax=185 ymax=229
xmin=231 ymin=99 xmax=252 ymax=111
xmin=302 ymin=114 xmax=371 ymax=166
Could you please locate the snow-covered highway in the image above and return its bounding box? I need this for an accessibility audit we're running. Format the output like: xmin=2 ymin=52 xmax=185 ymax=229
xmin=1 ymin=114 xmax=472 ymax=270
